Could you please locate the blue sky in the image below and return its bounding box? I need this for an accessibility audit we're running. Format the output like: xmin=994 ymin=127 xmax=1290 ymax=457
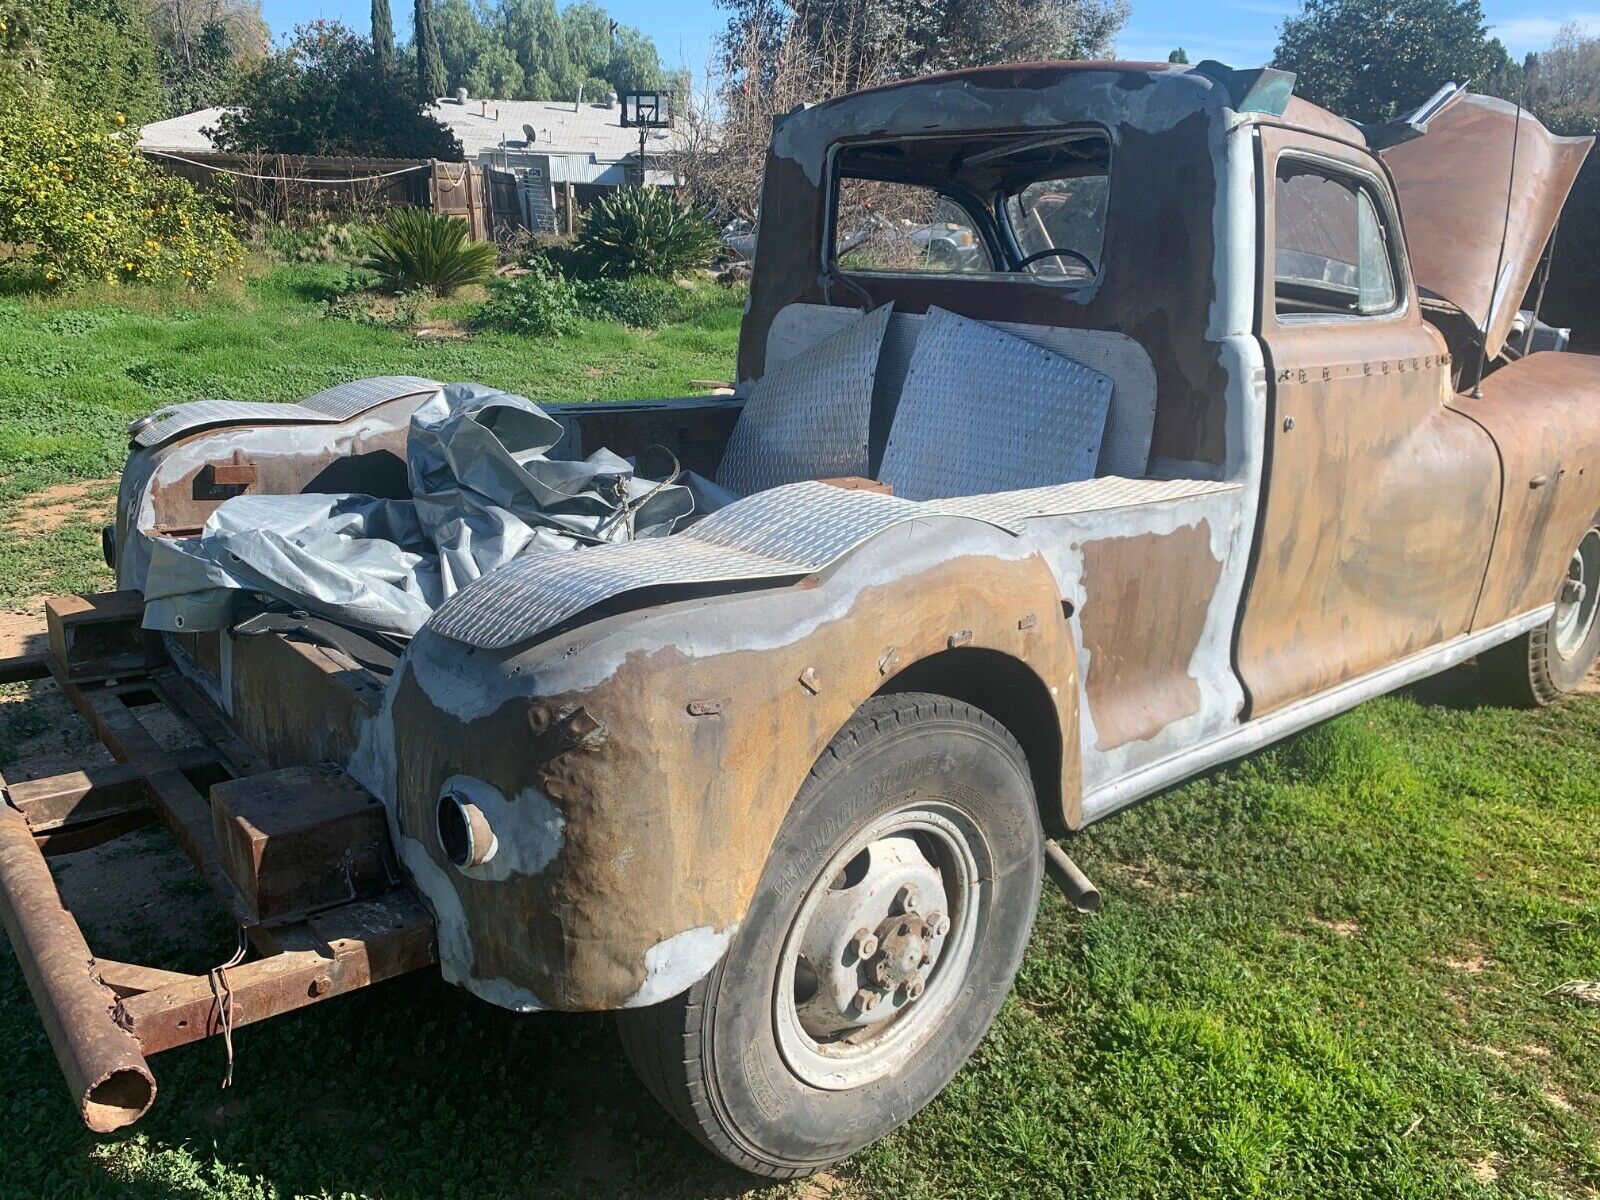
xmin=261 ymin=0 xmax=1600 ymax=83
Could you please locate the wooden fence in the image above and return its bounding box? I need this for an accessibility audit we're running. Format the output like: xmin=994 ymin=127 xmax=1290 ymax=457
xmin=142 ymin=150 xmax=503 ymax=240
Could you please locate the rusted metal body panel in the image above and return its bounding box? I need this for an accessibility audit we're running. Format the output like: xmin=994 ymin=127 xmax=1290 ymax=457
xmin=1451 ymin=352 xmax=1600 ymax=624
xmin=380 ymin=522 xmax=1078 ymax=1010
xmin=1381 ymin=94 xmax=1593 ymax=358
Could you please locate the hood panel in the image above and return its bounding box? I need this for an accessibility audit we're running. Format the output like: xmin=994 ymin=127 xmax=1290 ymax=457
xmin=1381 ymin=94 xmax=1592 ymax=358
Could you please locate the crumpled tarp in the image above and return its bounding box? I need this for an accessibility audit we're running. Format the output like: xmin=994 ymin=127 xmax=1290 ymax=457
xmin=141 ymin=383 xmax=694 ymax=638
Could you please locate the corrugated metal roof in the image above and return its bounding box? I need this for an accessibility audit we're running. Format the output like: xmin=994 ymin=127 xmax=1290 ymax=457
xmin=139 ymin=98 xmax=671 ymax=164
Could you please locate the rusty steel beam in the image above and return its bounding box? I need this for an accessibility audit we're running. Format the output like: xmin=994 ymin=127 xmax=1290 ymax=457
xmin=0 ymin=651 xmax=49 ymax=686
xmin=119 ymin=891 xmax=436 ymax=1055
xmin=0 ymin=797 xmax=156 ymax=1132
xmin=52 ymin=670 xmax=242 ymax=917
xmin=5 ymin=747 xmax=218 ymax=832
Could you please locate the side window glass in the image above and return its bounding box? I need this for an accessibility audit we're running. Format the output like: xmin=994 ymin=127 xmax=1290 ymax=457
xmin=1274 ymin=160 xmax=1398 ymax=317
xmin=834 ymin=179 xmax=991 ymax=274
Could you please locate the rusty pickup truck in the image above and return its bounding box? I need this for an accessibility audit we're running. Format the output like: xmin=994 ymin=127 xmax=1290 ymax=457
xmin=3 ymin=61 xmax=1597 ymax=1178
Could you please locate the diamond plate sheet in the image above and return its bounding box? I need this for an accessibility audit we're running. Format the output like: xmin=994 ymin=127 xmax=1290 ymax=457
xmin=763 ymin=303 xmax=1157 ymax=477
xmin=131 ymin=376 xmax=441 ymax=448
xmin=428 ymin=480 xmax=939 ymax=648
xmin=715 ymin=306 xmax=890 ymax=494
xmin=878 ymin=308 xmax=1113 ymax=502
xmin=928 ymin=478 xmax=1241 ymax=532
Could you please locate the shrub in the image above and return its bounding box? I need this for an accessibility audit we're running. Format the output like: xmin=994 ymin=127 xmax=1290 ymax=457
xmin=364 ymin=209 xmax=495 ymax=296
xmin=473 ymin=270 xmax=580 ymax=336
xmin=0 ymin=97 xmax=242 ymax=289
xmin=324 ymin=288 xmax=428 ymax=328
xmin=263 ymin=221 xmax=374 ymax=264
xmin=575 ymin=275 xmax=686 ymax=327
xmin=573 ymin=186 xmax=719 ymax=279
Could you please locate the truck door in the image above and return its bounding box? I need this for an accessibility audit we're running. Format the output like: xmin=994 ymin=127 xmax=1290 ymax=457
xmin=1234 ymin=126 xmax=1501 ymax=716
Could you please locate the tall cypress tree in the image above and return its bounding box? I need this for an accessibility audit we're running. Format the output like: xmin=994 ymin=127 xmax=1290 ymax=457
xmin=414 ymin=0 xmax=447 ymax=98
xmin=371 ymin=0 xmax=395 ymax=66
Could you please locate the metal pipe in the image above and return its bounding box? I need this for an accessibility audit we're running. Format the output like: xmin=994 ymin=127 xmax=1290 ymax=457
xmin=1043 ymin=841 xmax=1101 ymax=913
xmin=0 ymin=799 xmax=156 ymax=1131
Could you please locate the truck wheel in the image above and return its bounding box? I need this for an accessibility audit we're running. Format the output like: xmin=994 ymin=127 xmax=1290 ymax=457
xmin=1480 ymin=525 xmax=1600 ymax=706
xmin=616 ymin=693 xmax=1043 ymax=1178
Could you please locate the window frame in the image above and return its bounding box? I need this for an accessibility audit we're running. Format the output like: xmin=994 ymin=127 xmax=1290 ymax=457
xmin=822 ymin=126 xmax=1113 ymax=289
xmin=1269 ymin=148 xmax=1411 ymax=326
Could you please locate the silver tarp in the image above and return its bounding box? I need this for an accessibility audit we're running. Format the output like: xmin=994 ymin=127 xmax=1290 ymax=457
xmin=141 ymin=384 xmax=693 ymax=638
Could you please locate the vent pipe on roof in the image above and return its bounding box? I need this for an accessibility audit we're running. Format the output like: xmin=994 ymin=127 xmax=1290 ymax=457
xmin=454 ymin=86 xmax=468 ymax=104
xmin=605 ymin=91 xmax=618 ymax=109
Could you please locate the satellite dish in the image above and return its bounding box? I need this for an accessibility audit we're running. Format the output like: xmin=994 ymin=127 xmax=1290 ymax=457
xmin=522 ymin=123 xmax=537 ymax=144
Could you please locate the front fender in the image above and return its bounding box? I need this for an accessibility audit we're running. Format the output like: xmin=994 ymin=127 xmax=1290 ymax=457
xmin=381 ymin=516 xmax=1077 ymax=1011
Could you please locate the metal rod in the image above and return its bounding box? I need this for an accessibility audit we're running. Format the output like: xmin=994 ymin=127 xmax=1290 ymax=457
xmin=1043 ymin=841 xmax=1101 ymax=913
xmin=0 ymin=798 xmax=156 ymax=1132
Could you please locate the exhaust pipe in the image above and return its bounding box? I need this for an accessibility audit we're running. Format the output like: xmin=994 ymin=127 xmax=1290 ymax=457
xmin=1043 ymin=841 xmax=1101 ymax=913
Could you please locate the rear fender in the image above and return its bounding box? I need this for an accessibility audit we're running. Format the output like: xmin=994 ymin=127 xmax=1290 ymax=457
xmin=374 ymin=517 xmax=1077 ymax=1012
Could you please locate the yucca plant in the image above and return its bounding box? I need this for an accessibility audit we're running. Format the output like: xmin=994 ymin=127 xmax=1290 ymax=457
xmin=364 ymin=208 xmax=496 ymax=296
xmin=574 ymin=186 xmax=720 ymax=279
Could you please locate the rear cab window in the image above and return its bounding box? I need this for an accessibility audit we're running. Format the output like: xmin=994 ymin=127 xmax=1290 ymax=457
xmin=830 ymin=130 xmax=1112 ymax=282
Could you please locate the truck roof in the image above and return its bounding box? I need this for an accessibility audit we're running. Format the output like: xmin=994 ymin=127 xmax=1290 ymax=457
xmin=799 ymin=60 xmax=1367 ymax=145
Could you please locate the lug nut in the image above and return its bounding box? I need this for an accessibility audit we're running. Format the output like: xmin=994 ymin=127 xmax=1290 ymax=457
xmin=907 ymin=977 xmax=924 ymax=1001
xmin=894 ymin=884 xmax=920 ymax=914
xmin=926 ymin=910 xmax=950 ymax=937
xmin=853 ymin=987 xmax=881 ymax=1013
xmin=849 ymin=928 xmax=878 ymax=960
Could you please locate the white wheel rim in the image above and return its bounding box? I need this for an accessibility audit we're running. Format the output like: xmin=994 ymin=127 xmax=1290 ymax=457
xmin=1555 ymin=528 xmax=1600 ymax=661
xmin=773 ymin=801 xmax=990 ymax=1091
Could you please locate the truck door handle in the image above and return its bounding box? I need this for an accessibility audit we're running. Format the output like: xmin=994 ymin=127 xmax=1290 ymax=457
xmin=1529 ymin=474 xmax=1549 ymax=489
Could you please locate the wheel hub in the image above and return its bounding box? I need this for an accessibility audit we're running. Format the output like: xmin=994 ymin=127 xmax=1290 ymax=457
xmin=792 ymin=835 xmax=950 ymax=1039
xmin=1555 ymin=529 xmax=1600 ymax=661
xmin=774 ymin=803 xmax=987 ymax=1091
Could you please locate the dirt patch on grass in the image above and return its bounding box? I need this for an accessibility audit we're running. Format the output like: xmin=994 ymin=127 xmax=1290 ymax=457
xmin=0 ymin=605 xmax=47 ymax=660
xmin=1311 ymin=916 xmax=1362 ymax=938
xmin=1468 ymin=1154 xmax=1501 ymax=1183
xmin=2 ymin=478 xmax=116 ymax=538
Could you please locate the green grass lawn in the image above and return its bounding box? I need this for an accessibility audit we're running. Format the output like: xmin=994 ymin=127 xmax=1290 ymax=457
xmin=0 ymin=270 xmax=1597 ymax=1199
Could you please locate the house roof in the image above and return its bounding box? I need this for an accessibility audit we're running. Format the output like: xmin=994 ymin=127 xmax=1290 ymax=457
xmin=138 ymin=97 xmax=671 ymax=164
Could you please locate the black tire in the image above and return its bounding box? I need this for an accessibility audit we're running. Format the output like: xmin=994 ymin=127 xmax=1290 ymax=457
xmin=616 ymin=693 xmax=1043 ymax=1178
xmin=1479 ymin=524 xmax=1600 ymax=707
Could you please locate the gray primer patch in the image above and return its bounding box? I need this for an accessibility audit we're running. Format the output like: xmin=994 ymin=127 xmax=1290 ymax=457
xmin=441 ymin=773 xmax=566 ymax=882
xmin=626 ymin=924 xmax=739 ymax=1008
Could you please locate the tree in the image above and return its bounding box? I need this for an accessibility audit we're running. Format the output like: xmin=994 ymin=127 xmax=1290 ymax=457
xmin=717 ymin=0 xmax=1127 ymax=96
xmin=210 ymin=21 xmax=462 ymax=158
xmin=1168 ymin=47 xmax=1189 ymax=64
xmin=415 ymin=0 xmax=449 ymax=98
xmin=465 ymin=40 xmax=525 ymax=96
xmin=435 ymin=0 xmax=491 ymax=88
xmin=502 ymin=0 xmax=571 ymax=97
xmin=149 ymin=0 xmax=268 ymax=112
xmin=1272 ymin=0 xmax=1513 ymax=123
xmin=6 ymin=0 xmax=163 ymax=121
xmin=372 ymin=0 xmax=396 ymax=65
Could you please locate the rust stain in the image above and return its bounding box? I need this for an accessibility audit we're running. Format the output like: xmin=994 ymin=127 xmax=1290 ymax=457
xmin=1079 ymin=522 xmax=1221 ymax=751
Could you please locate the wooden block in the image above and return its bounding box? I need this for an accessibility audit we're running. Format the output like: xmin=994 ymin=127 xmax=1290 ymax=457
xmin=211 ymin=764 xmax=398 ymax=925
xmin=817 ymin=476 xmax=894 ymax=495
